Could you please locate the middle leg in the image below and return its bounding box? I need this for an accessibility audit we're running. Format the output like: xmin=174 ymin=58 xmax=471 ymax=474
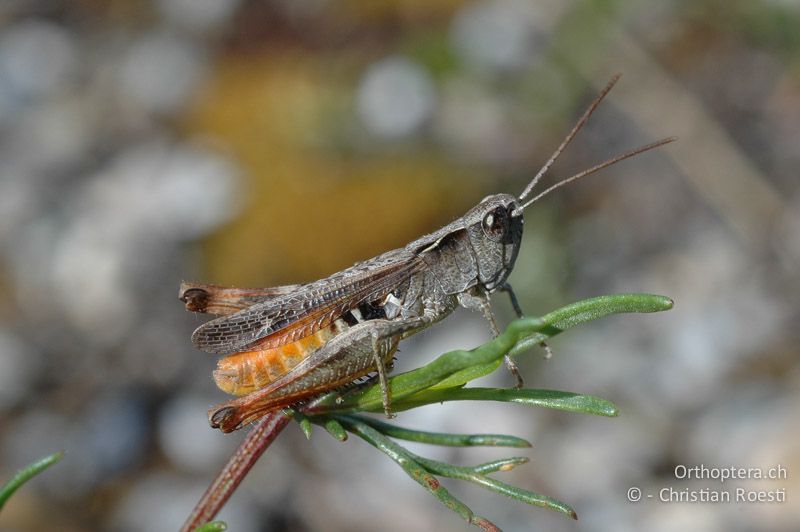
xmin=458 ymin=289 xmax=524 ymax=388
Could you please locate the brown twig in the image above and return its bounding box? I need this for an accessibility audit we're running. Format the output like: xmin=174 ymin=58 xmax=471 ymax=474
xmin=180 ymin=411 xmax=291 ymax=532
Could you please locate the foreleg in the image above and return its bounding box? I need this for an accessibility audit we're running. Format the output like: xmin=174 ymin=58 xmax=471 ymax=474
xmin=499 ymin=282 xmax=553 ymax=359
xmin=458 ymin=289 xmax=524 ymax=388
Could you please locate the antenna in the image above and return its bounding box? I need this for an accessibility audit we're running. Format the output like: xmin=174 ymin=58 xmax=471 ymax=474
xmin=517 ymin=136 xmax=677 ymax=211
xmin=518 ymin=73 xmax=622 ymax=201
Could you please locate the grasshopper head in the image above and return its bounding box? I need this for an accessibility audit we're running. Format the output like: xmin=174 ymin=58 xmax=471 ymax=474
xmin=463 ymin=75 xmax=676 ymax=295
xmin=465 ymin=193 xmax=524 ymax=292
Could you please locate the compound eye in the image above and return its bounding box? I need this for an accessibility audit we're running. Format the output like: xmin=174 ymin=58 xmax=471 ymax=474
xmin=482 ymin=207 xmax=506 ymax=238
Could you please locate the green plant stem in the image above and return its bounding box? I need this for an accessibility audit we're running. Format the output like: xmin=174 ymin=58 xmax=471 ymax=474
xmin=0 ymin=451 xmax=63 ymax=511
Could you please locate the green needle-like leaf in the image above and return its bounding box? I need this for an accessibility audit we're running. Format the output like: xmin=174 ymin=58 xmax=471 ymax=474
xmin=430 ymin=361 xmax=502 ymax=390
xmin=287 ymin=409 xmax=314 ymax=440
xmin=339 ymin=417 xmax=481 ymax=527
xmin=438 ymin=293 xmax=674 ymax=387
xmin=471 ymin=457 xmax=529 ymax=474
xmin=411 ymin=453 xmax=577 ymax=520
xmin=342 ymin=415 xmax=531 ymax=447
xmin=321 ymin=418 xmax=348 ymax=441
xmin=388 ymin=388 xmax=618 ymax=417
xmin=312 ymin=316 xmax=548 ymax=413
xmin=310 ymin=293 xmax=671 ymax=412
xmin=0 ymin=451 xmax=64 ymax=511
xmin=194 ymin=521 xmax=227 ymax=532
xmin=508 ymin=293 xmax=674 ymax=359
xmin=543 ymin=293 xmax=673 ymax=330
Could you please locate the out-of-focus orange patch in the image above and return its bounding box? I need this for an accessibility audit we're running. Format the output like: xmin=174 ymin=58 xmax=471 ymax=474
xmin=184 ymin=54 xmax=480 ymax=286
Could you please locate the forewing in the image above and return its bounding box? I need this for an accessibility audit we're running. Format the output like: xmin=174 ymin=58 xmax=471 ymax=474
xmin=190 ymin=250 xmax=422 ymax=355
xmin=179 ymin=282 xmax=302 ymax=315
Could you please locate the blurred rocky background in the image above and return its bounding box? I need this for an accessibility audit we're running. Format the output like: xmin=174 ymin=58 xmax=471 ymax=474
xmin=0 ymin=1 xmax=797 ymax=531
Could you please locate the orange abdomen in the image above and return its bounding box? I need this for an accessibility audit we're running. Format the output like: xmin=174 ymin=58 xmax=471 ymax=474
xmin=214 ymin=325 xmax=337 ymax=396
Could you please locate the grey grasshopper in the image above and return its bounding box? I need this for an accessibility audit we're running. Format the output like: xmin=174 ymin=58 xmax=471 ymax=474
xmin=180 ymin=74 xmax=674 ymax=433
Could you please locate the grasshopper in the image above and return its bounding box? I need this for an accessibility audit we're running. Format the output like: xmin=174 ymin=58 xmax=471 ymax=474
xmin=180 ymin=74 xmax=674 ymax=433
